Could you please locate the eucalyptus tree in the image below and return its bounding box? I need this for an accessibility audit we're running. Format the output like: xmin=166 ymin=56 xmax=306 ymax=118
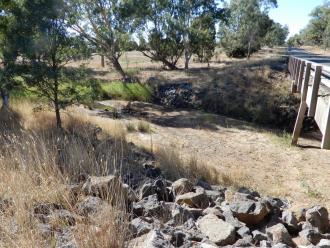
xmin=136 ymin=0 xmax=220 ymax=70
xmin=66 ymin=0 xmax=136 ymax=81
xmin=219 ymin=0 xmax=277 ymax=58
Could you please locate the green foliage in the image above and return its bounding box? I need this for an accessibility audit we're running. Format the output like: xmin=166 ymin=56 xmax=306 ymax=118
xmin=136 ymin=0 xmax=221 ymax=69
xmin=219 ymin=0 xmax=278 ymax=58
xmin=66 ymin=0 xmax=137 ymax=80
xmin=263 ymin=23 xmax=289 ymax=47
xmin=101 ymin=82 xmax=152 ymax=102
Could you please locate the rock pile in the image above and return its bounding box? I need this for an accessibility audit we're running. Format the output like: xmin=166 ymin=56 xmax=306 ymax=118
xmin=3 ymin=160 xmax=330 ymax=247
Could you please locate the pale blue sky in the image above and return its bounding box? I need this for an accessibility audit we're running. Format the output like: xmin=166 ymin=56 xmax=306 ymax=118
xmin=269 ymin=0 xmax=325 ymax=37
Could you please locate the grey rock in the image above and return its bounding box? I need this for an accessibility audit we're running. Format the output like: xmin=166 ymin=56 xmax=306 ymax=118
xmin=172 ymin=178 xmax=194 ymax=195
xmin=272 ymin=243 xmax=291 ymax=248
xmin=306 ymin=206 xmax=329 ymax=234
xmin=237 ymin=226 xmax=251 ymax=238
xmin=133 ymin=194 xmax=170 ymax=220
xmin=196 ymin=179 xmax=212 ymax=190
xmin=202 ymin=207 xmax=224 ymax=219
xmin=171 ymin=204 xmax=194 ymax=225
xmin=176 ymin=192 xmax=209 ymax=209
xmin=129 ymin=217 xmax=153 ymax=237
xmin=299 ymin=229 xmax=323 ymax=245
xmin=52 ymin=209 xmax=76 ymax=226
xmin=55 ymin=228 xmax=77 ymax=248
xmin=318 ymin=239 xmax=330 ymax=248
xmin=252 ymin=230 xmax=267 ymax=244
xmin=205 ymin=190 xmax=225 ymax=203
xmin=233 ymin=236 xmax=253 ymax=247
xmin=197 ymin=214 xmax=236 ymax=246
xmin=139 ymin=183 xmax=156 ymax=199
xmin=76 ymin=196 xmax=104 ymax=216
xmin=282 ymin=210 xmax=299 ymax=234
xmin=266 ymin=223 xmax=294 ymax=247
xmin=222 ymin=206 xmax=245 ymax=229
xmin=230 ymin=198 xmax=269 ymax=226
xmin=260 ymin=240 xmax=272 ymax=247
xmin=170 ymin=230 xmax=187 ymax=247
xmin=142 ymin=229 xmax=174 ymax=248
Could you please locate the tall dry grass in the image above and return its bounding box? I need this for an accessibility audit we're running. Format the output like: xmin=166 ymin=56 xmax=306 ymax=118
xmin=0 ymin=102 xmax=130 ymax=248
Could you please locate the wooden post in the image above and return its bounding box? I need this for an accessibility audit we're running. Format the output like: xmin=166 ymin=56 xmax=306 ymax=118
xmin=297 ymin=61 xmax=306 ymax=93
xmin=294 ymin=60 xmax=302 ymax=86
xmin=293 ymin=58 xmax=299 ymax=80
xmin=101 ymin=55 xmax=105 ymax=68
xmin=302 ymin=63 xmax=312 ymax=102
xmin=291 ymin=63 xmax=311 ymax=146
xmin=291 ymin=102 xmax=307 ymax=146
xmin=308 ymin=66 xmax=322 ymax=117
xmin=321 ymin=101 xmax=330 ymax=149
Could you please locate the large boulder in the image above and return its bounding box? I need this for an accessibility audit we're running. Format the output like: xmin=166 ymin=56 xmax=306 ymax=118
xmin=176 ymin=192 xmax=209 ymax=209
xmin=133 ymin=194 xmax=171 ymax=220
xmin=266 ymin=223 xmax=294 ymax=247
xmin=230 ymin=198 xmax=269 ymax=226
xmin=172 ymin=179 xmax=194 ymax=195
xmin=197 ymin=214 xmax=236 ymax=246
xmin=305 ymin=206 xmax=329 ymax=234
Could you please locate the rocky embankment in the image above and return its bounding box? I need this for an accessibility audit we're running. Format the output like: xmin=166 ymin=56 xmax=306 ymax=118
xmin=1 ymin=148 xmax=330 ymax=248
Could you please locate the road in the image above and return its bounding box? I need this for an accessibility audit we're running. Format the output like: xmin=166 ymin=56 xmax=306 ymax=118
xmin=288 ymin=47 xmax=330 ymax=68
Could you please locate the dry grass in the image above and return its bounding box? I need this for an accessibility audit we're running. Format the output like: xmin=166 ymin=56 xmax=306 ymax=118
xmin=0 ymin=102 xmax=130 ymax=248
xmin=155 ymin=148 xmax=251 ymax=189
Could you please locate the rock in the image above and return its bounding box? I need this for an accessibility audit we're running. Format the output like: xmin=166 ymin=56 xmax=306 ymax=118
xmin=260 ymin=240 xmax=272 ymax=247
xmin=170 ymin=230 xmax=187 ymax=247
xmin=139 ymin=183 xmax=156 ymax=199
xmin=129 ymin=217 xmax=153 ymax=237
xmin=299 ymin=229 xmax=323 ymax=245
xmin=233 ymin=236 xmax=253 ymax=247
xmin=197 ymin=214 xmax=236 ymax=246
xmin=133 ymin=194 xmax=170 ymax=220
xmin=183 ymin=218 xmax=206 ymax=242
xmin=266 ymin=223 xmax=294 ymax=247
xmin=237 ymin=187 xmax=260 ymax=198
xmin=237 ymin=226 xmax=251 ymax=238
xmin=252 ymin=230 xmax=267 ymax=244
xmin=272 ymin=243 xmax=291 ymax=248
xmin=222 ymin=207 xmax=245 ymax=229
xmin=230 ymin=198 xmax=269 ymax=226
xmin=202 ymin=207 xmax=224 ymax=219
xmin=318 ymin=239 xmax=330 ymax=248
xmin=55 ymin=228 xmax=77 ymax=248
xmin=76 ymin=196 xmax=104 ymax=216
xmin=305 ymin=206 xmax=329 ymax=234
xmin=282 ymin=210 xmax=299 ymax=234
xmin=171 ymin=205 xmax=194 ymax=225
xmin=263 ymin=197 xmax=289 ymax=210
xmin=142 ymin=229 xmax=174 ymax=248
xmin=172 ymin=179 xmax=194 ymax=195
xmin=205 ymin=190 xmax=225 ymax=203
xmin=176 ymin=192 xmax=209 ymax=209
xmin=82 ymin=175 xmax=127 ymax=203
xmin=51 ymin=209 xmax=76 ymax=226
xmin=196 ymin=179 xmax=212 ymax=190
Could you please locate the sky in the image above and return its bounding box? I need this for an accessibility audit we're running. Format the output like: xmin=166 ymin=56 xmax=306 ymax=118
xmin=269 ymin=0 xmax=325 ymax=37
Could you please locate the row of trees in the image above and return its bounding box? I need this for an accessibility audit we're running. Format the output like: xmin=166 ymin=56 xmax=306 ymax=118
xmin=288 ymin=2 xmax=330 ymax=49
xmin=0 ymin=0 xmax=288 ymax=128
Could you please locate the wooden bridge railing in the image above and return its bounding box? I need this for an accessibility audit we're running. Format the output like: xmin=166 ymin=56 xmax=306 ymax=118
xmin=288 ymin=56 xmax=330 ymax=149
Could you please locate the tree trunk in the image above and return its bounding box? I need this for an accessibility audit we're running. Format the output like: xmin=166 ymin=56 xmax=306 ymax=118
xmin=1 ymin=89 xmax=9 ymax=109
xmin=161 ymin=58 xmax=178 ymax=70
xmin=111 ymin=56 xmax=129 ymax=82
xmin=54 ymin=80 xmax=62 ymax=129
xmin=247 ymin=41 xmax=251 ymax=60
xmin=184 ymin=47 xmax=191 ymax=70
